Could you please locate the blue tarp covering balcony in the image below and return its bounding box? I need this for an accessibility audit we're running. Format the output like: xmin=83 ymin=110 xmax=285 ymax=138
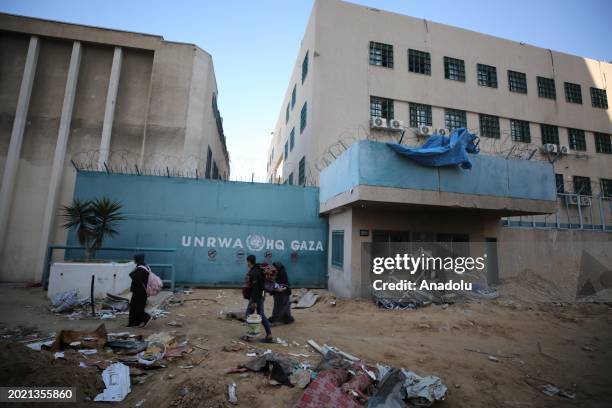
xmin=319 ymin=140 xmax=557 ymax=216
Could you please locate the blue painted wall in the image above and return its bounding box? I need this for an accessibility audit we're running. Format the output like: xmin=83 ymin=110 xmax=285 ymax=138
xmin=70 ymin=172 xmax=328 ymax=287
xmin=320 ymin=140 xmax=556 ymax=202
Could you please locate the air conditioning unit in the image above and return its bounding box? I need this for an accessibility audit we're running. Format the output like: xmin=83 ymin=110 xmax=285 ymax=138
xmin=542 ymin=143 xmax=558 ymax=153
xmin=436 ymin=128 xmax=451 ymax=137
xmin=565 ymin=195 xmax=592 ymax=207
xmin=370 ymin=116 xmax=388 ymax=129
xmin=559 ymin=145 xmax=570 ymax=154
xmin=388 ymin=119 xmax=404 ymax=131
xmin=417 ymin=125 xmax=432 ymax=136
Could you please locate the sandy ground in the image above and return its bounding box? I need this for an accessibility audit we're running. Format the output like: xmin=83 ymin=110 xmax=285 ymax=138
xmin=0 ymin=285 xmax=611 ymax=408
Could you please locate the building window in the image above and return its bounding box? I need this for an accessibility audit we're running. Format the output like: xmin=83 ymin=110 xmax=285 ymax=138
xmin=300 ymin=102 xmax=307 ymax=133
xmin=537 ymin=76 xmax=556 ymax=99
xmin=590 ymin=87 xmax=608 ymax=109
xmin=444 ymin=56 xmax=465 ymax=82
xmin=479 ymin=114 xmax=500 ymax=138
xmin=601 ymin=178 xmax=612 ymax=198
xmin=298 ymin=156 xmax=305 ymax=186
xmin=595 ymin=132 xmax=612 ymax=154
xmin=408 ymin=49 xmax=431 ymax=75
xmin=540 ymin=124 xmax=559 ymax=145
xmin=555 ymin=174 xmax=565 ymax=194
xmin=564 ymin=82 xmax=582 ymax=104
xmin=369 ymin=41 xmax=393 ymax=68
xmin=301 ymin=51 xmax=309 ymax=83
xmin=285 ymin=103 xmax=289 ymax=124
xmin=409 ymin=103 xmax=432 ymax=127
xmin=284 ymin=141 xmax=288 ymax=160
xmin=568 ymin=128 xmax=586 ymax=151
xmin=444 ymin=109 xmax=466 ymax=129
xmin=331 ymin=230 xmax=344 ymax=268
xmin=290 ymin=127 xmax=295 ymax=151
xmin=291 ymin=85 xmax=296 ymax=109
xmin=288 ymin=173 xmax=294 ymax=186
xmin=573 ymin=176 xmax=591 ymax=196
xmin=370 ymin=96 xmax=394 ymax=119
xmin=212 ymin=162 xmax=219 ymax=179
xmin=510 ymin=119 xmax=531 ymax=143
xmin=508 ymin=70 xmax=527 ymax=93
xmin=205 ymin=146 xmax=212 ymax=179
xmin=477 ymin=63 xmax=497 ymax=88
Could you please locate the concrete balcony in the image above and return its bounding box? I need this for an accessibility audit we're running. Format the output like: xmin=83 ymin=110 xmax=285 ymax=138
xmin=319 ymin=140 xmax=557 ymax=216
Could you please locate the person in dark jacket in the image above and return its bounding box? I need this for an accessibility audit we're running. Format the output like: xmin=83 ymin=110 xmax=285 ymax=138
xmin=269 ymin=262 xmax=294 ymax=325
xmin=244 ymin=254 xmax=273 ymax=342
xmin=128 ymin=253 xmax=151 ymax=327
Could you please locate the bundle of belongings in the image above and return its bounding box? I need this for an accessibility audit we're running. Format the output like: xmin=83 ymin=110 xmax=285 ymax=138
xmin=387 ymin=127 xmax=479 ymax=169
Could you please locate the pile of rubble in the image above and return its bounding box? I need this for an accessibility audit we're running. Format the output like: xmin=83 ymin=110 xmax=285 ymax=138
xmin=225 ymin=339 xmax=448 ymax=407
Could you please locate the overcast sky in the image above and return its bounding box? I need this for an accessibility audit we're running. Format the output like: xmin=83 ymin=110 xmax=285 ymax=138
xmin=1 ymin=0 xmax=611 ymax=181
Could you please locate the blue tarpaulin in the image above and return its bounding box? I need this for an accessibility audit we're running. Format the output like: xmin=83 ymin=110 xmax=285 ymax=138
xmin=387 ymin=127 xmax=480 ymax=169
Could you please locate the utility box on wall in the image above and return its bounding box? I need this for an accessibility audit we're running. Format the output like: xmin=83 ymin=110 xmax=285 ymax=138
xmin=69 ymin=173 xmax=328 ymax=287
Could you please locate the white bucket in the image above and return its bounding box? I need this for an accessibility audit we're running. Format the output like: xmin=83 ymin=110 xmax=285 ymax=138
xmin=246 ymin=314 xmax=262 ymax=337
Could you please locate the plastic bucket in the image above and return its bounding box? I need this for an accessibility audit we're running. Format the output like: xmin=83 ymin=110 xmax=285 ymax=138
xmin=246 ymin=314 xmax=262 ymax=337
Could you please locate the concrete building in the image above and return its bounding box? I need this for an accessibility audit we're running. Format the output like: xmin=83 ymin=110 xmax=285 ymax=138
xmin=266 ymin=0 xmax=612 ymax=297
xmin=0 ymin=13 xmax=230 ymax=282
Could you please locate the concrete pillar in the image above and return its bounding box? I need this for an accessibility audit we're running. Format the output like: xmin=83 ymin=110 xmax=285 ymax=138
xmin=98 ymin=46 xmax=122 ymax=169
xmin=35 ymin=41 xmax=82 ymax=280
xmin=0 ymin=36 xmax=40 ymax=256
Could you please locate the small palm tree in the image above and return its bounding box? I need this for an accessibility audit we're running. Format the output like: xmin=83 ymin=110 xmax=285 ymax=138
xmin=60 ymin=198 xmax=95 ymax=259
xmin=90 ymin=198 xmax=126 ymax=255
xmin=59 ymin=197 xmax=125 ymax=260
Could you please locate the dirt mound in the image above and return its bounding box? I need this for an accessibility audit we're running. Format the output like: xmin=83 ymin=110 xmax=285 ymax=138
xmin=0 ymin=342 xmax=103 ymax=403
xmin=497 ymin=268 xmax=566 ymax=303
xmin=167 ymin=377 xmax=229 ymax=407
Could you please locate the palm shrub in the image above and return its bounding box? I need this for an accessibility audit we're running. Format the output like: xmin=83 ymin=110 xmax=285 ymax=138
xmin=60 ymin=197 xmax=125 ymax=260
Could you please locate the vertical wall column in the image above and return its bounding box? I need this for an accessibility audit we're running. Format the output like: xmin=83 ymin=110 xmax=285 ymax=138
xmin=0 ymin=36 xmax=40 ymax=256
xmin=98 ymin=46 xmax=122 ymax=169
xmin=35 ymin=41 xmax=82 ymax=280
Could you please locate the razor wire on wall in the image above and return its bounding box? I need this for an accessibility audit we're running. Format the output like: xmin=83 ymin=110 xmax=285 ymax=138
xmin=70 ymin=149 xmax=226 ymax=180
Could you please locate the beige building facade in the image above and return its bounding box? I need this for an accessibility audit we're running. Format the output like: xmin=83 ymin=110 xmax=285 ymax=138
xmin=0 ymin=14 xmax=230 ymax=282
xmin=267 ymin=0 xmax=612 ymax=297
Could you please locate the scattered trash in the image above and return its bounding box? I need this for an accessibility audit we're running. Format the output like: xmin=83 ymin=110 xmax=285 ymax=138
xmin=107 ymin=339 xmax=147 ymax=355
xmin=236 ymin=352 xmax=297 ymax=386
xmin=165 ymin=341 xmax=194 ymax=358
xmin=54 ymin=351 xmax=65 ymax=359
xmin=79 ymin=349 xmax=98 ymax=355
xmin=51 ymin=289 xmax=84 ymax=313
xmin=403 ymin=369 xmax=448 ymax=407
xmin=102 ymin=293 xmax=129 ymax=312
xmin=488 ymin=356 xmax=499 ymax=362
xmin=290 ymin=369 xmax=312 ymax=388
xmin=167 ymin=320 xmax=183 ymax=327
xmin=50 ymin=324 xmax=107 ymax=351
xmin=25 ymin=339 xmax=54 ymax=351
xmin=276 ymin=337 xmax=288 ymax=346
xmin=179 ymin=364 xmax=194 ymax=369
xmin=540 ymin=384 xmax=576 ymax=399
xmin=94 ymin=362 xmax=131 ymax=402
xmin=228 ymin=383 xmax=238 ymax=405
xmin=246 ymin=352 xmax=257 ymax=357
xmin=137 ymin=342 xmax=165 ymax=366
xmin=100 ymin=313 xmax=115 ymax=320
xmin=135 ymin=399 xmax=146 ymax=407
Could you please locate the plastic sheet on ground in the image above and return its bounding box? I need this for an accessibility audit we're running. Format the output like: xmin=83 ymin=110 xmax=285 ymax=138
xmin=94 ymin=362 xmax=131 ymax=402
xmin=368 ymin=368 xmax=447 ymax=408
xmin=387 ymin=127 xmax=479 ymax=169
xmin=292 ymin=291 xmax=319 ymax=309
xmin=102 ymin=293 xmax=129 ymax=312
